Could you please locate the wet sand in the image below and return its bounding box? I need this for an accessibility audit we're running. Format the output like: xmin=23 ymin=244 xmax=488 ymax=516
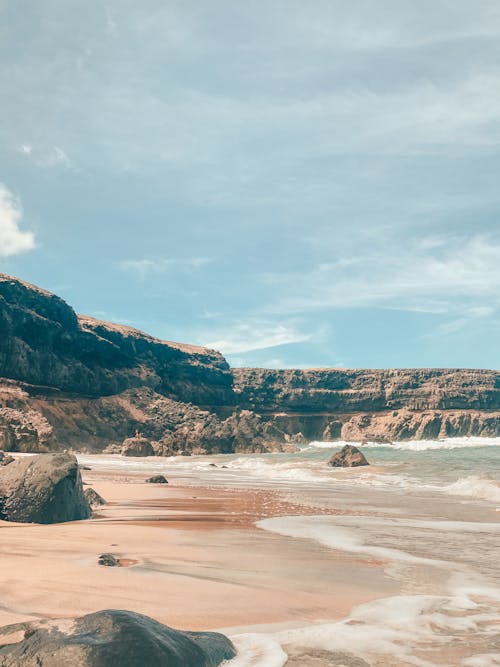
xmin=0 ymin=466 xmax=396 ymax=632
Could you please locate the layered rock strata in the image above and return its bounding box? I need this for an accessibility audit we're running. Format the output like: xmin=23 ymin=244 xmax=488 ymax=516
xmin=1 ymin=273 xmax=500 ymax=450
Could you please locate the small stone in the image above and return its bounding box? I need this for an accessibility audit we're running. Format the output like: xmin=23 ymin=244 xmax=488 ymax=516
xmin=146 ymin=475 xmax=168 ymax=484
xmin=98 ymin=553 xmax=120 ymax=567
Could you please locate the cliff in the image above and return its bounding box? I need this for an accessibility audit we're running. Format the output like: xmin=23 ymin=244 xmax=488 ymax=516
xmin=1 ymin=273 xmax=499 ymax=452
xmin=0 ymin=274 xmax=233 ymax=405
xmin=233 ymin=368 xmax=500 ymax=413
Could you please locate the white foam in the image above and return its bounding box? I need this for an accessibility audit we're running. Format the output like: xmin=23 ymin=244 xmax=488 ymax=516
xmin=257 ymin=515 xmax=448 ymax=567
xmin=308 ymin=437 xmax=500 ymax=451
xmin=223 ymin=634 xmax=287 ymax=667
xmin=444 ymin=475 xmax=500 ymax=503
xmin=270 ymin=588 xmax=500 ymax=667
xmin=462 ymin=654 xmax=500 ymax=667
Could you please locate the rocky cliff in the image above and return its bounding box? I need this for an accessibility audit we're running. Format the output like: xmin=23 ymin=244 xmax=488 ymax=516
xmin=1 ymin=273 xmax=499 ymax=452
xmin=0 ymin=274 xmax=233 ymax=405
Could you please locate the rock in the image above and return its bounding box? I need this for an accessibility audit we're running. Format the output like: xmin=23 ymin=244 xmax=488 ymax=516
xmin=103 ymin=443 xmax=122 ymax=454
xmin=328 ymin=444 xmax=369 ymax=468
xmin=145 ymin=475 xmax=168 ymax=484
xmin=84 ymin=488 xmax=107 ymax=507
xmin=0 ymin=273 xmax=234 ymax=405
xmin=0 ymin=451 xmax=14 ymax=466
xmin=121 ymin=435 xmax=154 ymax=457
xmin=0 ymin=407 xmax=56 ymax=452
xmin=0 ymin=453 xmax=91 ymax=524
xmin=98 ymin=553 xmax=120 ymax=567
xmin=0 ymin=609 xmax=236 ymax=666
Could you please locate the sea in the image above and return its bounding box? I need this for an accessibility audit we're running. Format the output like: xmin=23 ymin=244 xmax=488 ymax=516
xmin=79 ymin=438 xmax=500 ymax=667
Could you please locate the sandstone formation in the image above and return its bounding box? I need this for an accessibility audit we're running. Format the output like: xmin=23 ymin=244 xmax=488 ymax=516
xmin=328 ymin=444 xmax=369 ymax=467
xmin=0 ymin=453 xmax=91 ymax=524
xmin=0 ymin=609 xmax=236 ymax=666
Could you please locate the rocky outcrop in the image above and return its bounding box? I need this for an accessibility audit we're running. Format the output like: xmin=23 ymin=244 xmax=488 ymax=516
xmin=328 ymin=444 xmax=369 ymax=467
xmin=121 ymin=434 xmax=155 ymax=457
xmin=0 ymin=453 xmax=91 ymax=523
xmin=0 ymin=274 xmax=233 ymax=405
xmin=0 ymin=407 xmax=55 ymax=452
xmin=2 ymin=273 xmax=500 ymax=450
xmin=233 ymin=368 xmax=500 ymax=413
xmin=334 ymin=409 xmax=500 ymax=442
xmin=0 ymin=609 xmax=236 ymax=666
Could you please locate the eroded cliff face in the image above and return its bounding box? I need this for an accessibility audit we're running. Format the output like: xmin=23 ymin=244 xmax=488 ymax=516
xmin=233 ymin=368 xmax=500 ymax=413
xmin=1 ymin=273 xmax=500 ymax=452
xmin=233 ymin=368 xmax=500 ymax=442
xmin=0 ymin=274 xmax=233 ymax=405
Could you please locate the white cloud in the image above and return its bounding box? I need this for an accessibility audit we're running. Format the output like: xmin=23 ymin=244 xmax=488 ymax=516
xmin=117 ymin=256 xmax=212 ymax=278
xmin=0 ymin=183 xmax=35 ymax=256
xmin=263 ymin=234 xmax=500 ymax=316
xmin=16 ymin=144 xmax=71 ymax=168
xmin=202 ymin=320 xmax=312 ymax=355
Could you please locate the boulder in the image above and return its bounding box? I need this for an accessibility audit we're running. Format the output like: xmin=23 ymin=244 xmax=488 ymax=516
xmin=328 ymin=444 xmax=369 ymax=468
xmin=84 ymin=487 xmax=107 ymax=507
xmin=0 ymin=453 xmax=91 ymax=524
xmin=0 ymin=609 xmax=236 ymax=666
xmin=121 ymin=436 xmax=154 ymax=457
xmin=145 ymin=475 xmax=168 ymax=484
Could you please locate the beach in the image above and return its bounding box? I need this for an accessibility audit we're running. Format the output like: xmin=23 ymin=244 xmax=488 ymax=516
xmin=1 ymin=441 xmax=499 ymax=666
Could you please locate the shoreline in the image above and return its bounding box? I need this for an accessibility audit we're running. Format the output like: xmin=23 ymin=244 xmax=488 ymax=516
xmin=0 ymin=461 xmax=397 ymax=633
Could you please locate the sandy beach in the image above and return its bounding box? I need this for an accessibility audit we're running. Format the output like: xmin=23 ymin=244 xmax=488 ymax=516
xmin=0 ymin=464 xmax=395 ymax=634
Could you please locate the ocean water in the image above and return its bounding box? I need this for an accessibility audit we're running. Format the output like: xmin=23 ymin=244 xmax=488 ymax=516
xmin=78 ymin=438 xmax=500 ymax=666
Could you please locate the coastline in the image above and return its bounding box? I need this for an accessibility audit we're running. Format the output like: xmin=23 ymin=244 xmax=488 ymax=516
xmin=0 ymin=462 xmax=396 ymax=632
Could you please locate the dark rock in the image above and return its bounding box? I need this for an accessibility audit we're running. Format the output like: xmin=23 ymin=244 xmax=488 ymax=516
xmin=0 ymin=451 xmax=14 ymax=466
xmin=98 ymin=553 xmax=120 ymax=567
xmin=0 ymin=453 xmax=91 ymax=524
xmin=328 ymin=444 xmax=369 ymax=468
xmin=84 ymin=488 xmax=107 ymax=507
xmin=145 ymin=475 xmax=168 ymax=484
xmin=121 ymin=436 xmax=154 ymax=457
xmin=0 ymin=609 xmax=236 ymax=666
xmin=0 ymin=273 xmax=234 ymax=405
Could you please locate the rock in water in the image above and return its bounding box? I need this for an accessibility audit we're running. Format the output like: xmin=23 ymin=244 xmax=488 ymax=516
xmin=0 ymin=453 xmax=91 ymax=523
xmin=0 ymin=609 xmax=236 ymax=666
xmin=146 ymin=475 xmax=168 ymax=484
xmin=328 ymin=444 xmax=369 ymax=467
xmin=121 ymin=435 xmax=154 ymax=457
xmin=84 ymin=487 xmax=107 ymax=507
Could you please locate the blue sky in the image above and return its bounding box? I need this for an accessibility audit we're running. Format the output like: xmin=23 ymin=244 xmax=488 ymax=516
xmin=1 ymin=1 xmax=500 ymax=369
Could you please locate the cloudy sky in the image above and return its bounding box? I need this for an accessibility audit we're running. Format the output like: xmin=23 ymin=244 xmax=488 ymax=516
xmin=1 ymin=1 xmax=500 ymax=368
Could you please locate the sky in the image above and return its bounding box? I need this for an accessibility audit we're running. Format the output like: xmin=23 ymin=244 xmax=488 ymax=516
xmin=1 ymin=0 xmax=500 ymax=369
